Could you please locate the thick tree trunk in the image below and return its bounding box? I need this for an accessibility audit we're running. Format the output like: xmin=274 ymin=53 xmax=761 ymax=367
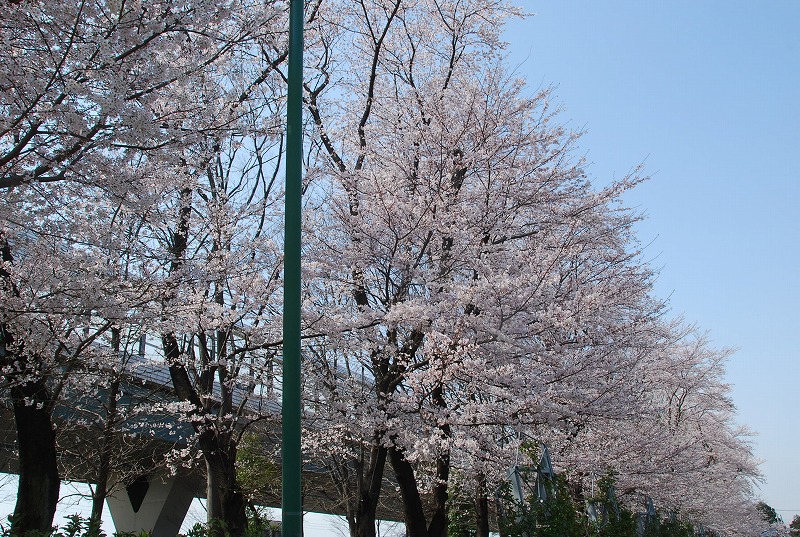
xmin=348 ymin=494 xmax=381 ymax=537
xmin=346 ymin=444 xmax=387 ymax=537
xmin=426 ymin=387 xmax=452 ymax=537
xmin=427 ymin=454 xmax=450 ymax=537
xmin=388 ymin=445 xmax=450 ymax=537
xmin=348 ymin=491 xmax=376 ymax=537
xmin=350 ymin=498 xmax=378 ymax=537
xmin=10 ymin=379 xmax=60 ymax=536
xmin=475 ymin=475 xmax=490 ymax=537
xmin=2 ymin=234 xmax=60 ymax=536
xmin=388 ymin=447 xmax=428 ymax=537
xmin=204 ymin=442 xmax=247 ymax=537
xmin=165 ymin=334 xmax=248 ymax=537
xmin=383 ymin=382 xmax=451 ymax=537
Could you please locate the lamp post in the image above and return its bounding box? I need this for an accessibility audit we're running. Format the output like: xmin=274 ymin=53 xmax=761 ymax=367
xmin=282 ymin=0 xmax=303 ymax=535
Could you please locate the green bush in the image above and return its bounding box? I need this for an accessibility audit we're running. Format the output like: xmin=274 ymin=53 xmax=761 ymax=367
xmin=496 ymin=471 xmax=699 ymax=537
xmin=1 ymin=514 xmax=142 ymax=537
xmin=498 ymin=475 xmax=585 ymax=537
xmin=0 ymin=512 xmax=280 ymax=537
xmin=176 ymin=516 xmax=280 ymax=537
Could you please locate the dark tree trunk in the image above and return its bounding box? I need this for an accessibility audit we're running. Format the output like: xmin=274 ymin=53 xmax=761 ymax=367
xmin=204 ymin=439 xmax=247 ymax=537
xmin=388 ymin=446 xmax=428 ymax=537
xmin=10 ymin=379 xmax=60 ymax=536
xmin=388 ymin=445 xmax=450 ymax=537
xmin=351 ymin=488 xmax=378 ymax=537
xmin=1 ymin=233 xmax=60 ymax=536
xmin=426 ymin=386 xmax=452 ymax=537
xmin=347 ymin=444 xmax=387 ymax=537
xmin=164 ymin=333 xmax=248 ymax=537
xmin=383 ymin=379 xmax=451 ymax=537
xmin=427 ymin=453 xmax=450 ymax=537
xmin=475 ymin=475 xmax=490 ymax=537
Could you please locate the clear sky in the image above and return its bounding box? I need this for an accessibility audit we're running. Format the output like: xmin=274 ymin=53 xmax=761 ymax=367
xmin=503 ymin=0 xmax=800 ymax=524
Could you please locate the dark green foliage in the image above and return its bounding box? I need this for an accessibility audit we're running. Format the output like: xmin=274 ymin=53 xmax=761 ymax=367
xmin=756 ymin=502 xmax=781 ymax=525
xmin=586 ymin=474 xmax=615 ymax=526
xmin=497 ymin=471 xmax=698 ymax=537
xmin=177 ymin=517 xmax=280 ymax=537
xmin=498 ymin=475 xmax=585 ymax=537
xmin=235 ymin=433 xmax=279 ymax=502
xmin=447 ymin=508 xmax=475 ymax=537
xmin=537 ymin=476 xmax=585 ymax=537
xmin=649 ymin=518 xmax=695 ymax=537
xmin=592 ymin=509 xmax=637 ymax=537
xmin=587 ymin=475 xmax=696 ymax=537
xmin=2 ymin=514 xmax=116 ymax=537
xmin=789 ymin=515 xmax=800 ymax=537
xmin=587 ymin=474 xmax=636 ymax=537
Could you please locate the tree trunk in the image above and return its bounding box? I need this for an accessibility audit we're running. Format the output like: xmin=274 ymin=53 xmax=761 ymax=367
xmin=386 ymin=384 xmax=451 ymax=537
xmin=347 ymin=444 xmax=387 ymax=537
xmin=1 ymin=233 xmax=60 ymax=536
xmin=475 ymin=475 xmax=490 ymax=537
xmin=388 ymin=445 xmax=450 ymax=537
xmin=426 ymin=387 xmax=452 ymax=537
xmin=165 ymin=339 xmax=248 ymax=537
xmin=427 ymin=454 xmax=450 ymax=537
xmin=202 ymin=433 xmax=247 ymax=537
xmin=10 ymin=379 xmax=60 ymax=536
xmin=351 ymin=499 xmax=378 ymax=537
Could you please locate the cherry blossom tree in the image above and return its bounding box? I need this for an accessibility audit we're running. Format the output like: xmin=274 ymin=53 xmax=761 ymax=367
xmin=0 ymin=0 xmax=283 ymax=191
xmin=632 ymin=329 xmax=762 ymax=534
xmin=148 ymin=102 xmax=292 ymax=536
xmin=2 ymin=112 xmax=289 ymax=537
xmin=523 ymin=322 xmax=763 ymax=535
xmin=298 ymin=2 xmax=677 ymax=536
xmin=0 ymin=178 xmax=158 ymax=534
xmin=299 ymin=3 xmax=764 ymax=537
xmin=1 ymin=1 xmax=286 ymax=533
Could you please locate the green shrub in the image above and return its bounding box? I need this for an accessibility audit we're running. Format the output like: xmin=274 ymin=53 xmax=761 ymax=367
xmin=498 ymin=475 xmax=585 ymax=537
xmin=1 ymin=514 xmax=139 ymax=537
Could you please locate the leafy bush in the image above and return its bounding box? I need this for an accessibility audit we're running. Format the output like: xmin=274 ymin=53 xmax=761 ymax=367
xmin=0 ymin=513 xmax=279 ymax=537
xmin=177 ymin=517 xmax=280 ymax=537
xmin=1 ymin=514 xmax=144 ymax=537
xmin=496 ymin=472 xmax=699 ymax=537
xmin=498 ymin=475 xmax=585 ymax=537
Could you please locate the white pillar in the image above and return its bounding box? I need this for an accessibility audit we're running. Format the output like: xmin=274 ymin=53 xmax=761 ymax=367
xmin=106 ymin=471 xmax=196 ymax=537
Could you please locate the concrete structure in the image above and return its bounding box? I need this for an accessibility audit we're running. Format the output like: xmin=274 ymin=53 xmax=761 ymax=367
xmin=106 ymin=470 xmax=198 ymax=536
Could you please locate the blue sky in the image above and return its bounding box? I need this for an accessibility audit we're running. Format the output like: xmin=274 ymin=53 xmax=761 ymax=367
xmin=503 ymin=0 xmax=800 ymax=523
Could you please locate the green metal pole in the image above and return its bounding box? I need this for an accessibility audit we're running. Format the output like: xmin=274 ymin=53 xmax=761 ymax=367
xmin=283 ymin=0 xmax=303 ymax=535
